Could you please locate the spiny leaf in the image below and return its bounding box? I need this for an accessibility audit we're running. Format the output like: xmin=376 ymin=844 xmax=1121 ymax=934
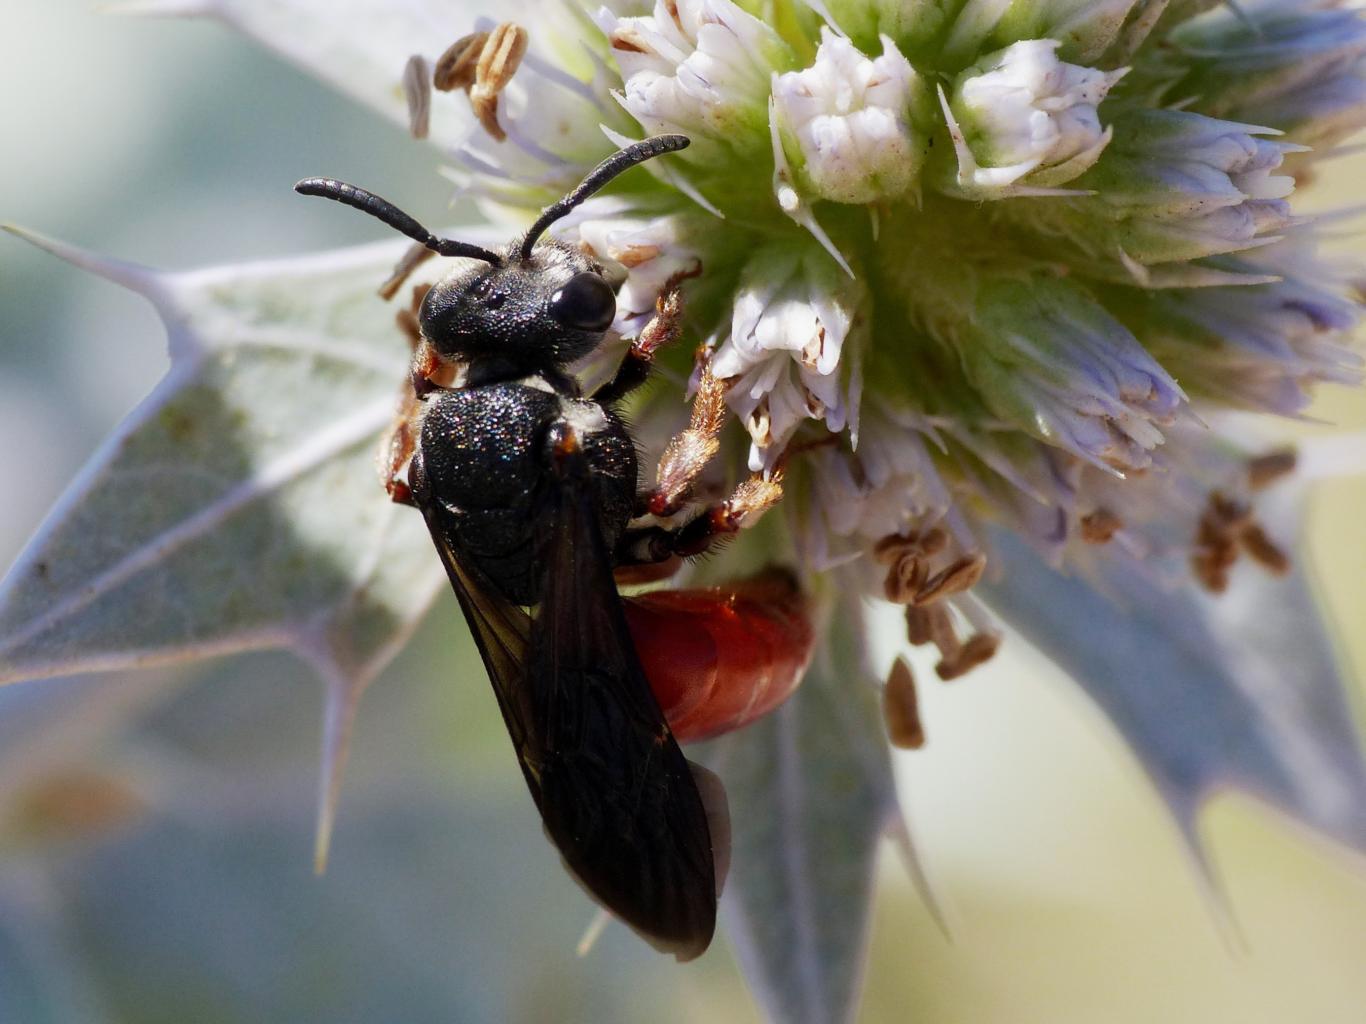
xmin=0 ymin=229 xmax=467 ymax=864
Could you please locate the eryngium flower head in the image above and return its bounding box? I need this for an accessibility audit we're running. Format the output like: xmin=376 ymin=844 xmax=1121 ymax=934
xmin=425 ymin=0 xmax=1361 ymax=643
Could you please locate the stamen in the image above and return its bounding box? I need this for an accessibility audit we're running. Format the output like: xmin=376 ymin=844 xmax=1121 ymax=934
xmin=1240 ymin=524 xmax=1291 ymax=574
xmin=1080 ymin=508 xmax=1123 ymax=543
xmin=914 ymin=553 xmax=987 ymax=606
xmin=471 ymin=23 xmax=529 ymax=141
xmin=1190 ymin=487 xmax=1292 ymax=591
xmin=905 ymin=605 xmax=935 ymax=646
xmin=873 ymin=532 xmax=918 ymax=565
xmin=378 ymin=242 xmax=436 ymax=301
xmin=1247 ymin=449 xmax=1297 ymax=491
xmin=927 ymin=605 xmax=960 ymax=661
xmin=882 ymin=657 xmax=925 ymax=750
xmin=936 ymin=633 xmax=1001 ymax=681
xmin=883 ymin=552 xmax=927 ymax=604
xmin=873 ymin=526 xmax=948 ymax=564
xmin=403 ymin=55 xmax=432 ymax=140
xmin=431 ymin=25 xmax=527 ymax=141
xmin=434 ymin=32 xmax=488 ymax=92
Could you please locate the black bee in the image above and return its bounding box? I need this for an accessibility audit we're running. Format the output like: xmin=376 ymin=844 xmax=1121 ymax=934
xmin=295 ymin=136 xmax=728 ymax=960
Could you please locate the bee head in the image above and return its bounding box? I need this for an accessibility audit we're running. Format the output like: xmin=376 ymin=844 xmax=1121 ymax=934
xmin=295 ymin=135 xmax=687 ymax=377
xmin=417 ymin=239 xmax=622 ymax=368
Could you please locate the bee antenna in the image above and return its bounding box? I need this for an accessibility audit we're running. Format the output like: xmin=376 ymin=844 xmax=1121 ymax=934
xmin=517 ymin=135 xmax=690 ymax=260
xmin=294 ymin=178 xmax=503 ymax=265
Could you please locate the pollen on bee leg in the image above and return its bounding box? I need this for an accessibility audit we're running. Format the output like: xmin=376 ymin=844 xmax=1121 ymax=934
xmin=715 ymin=471 xmax=785 ymax=531
xmin=650 ymin=370 xmax=730 ymax=516
xmin=883 ymin=657 xmax=925 ymax=750
xmin=403 ymin=54 xmax=432 ymax=140
xmin=634 ymin=265 xmax=700 ymax=361
xmin=378 ymin=243 xmax=435 ymax=302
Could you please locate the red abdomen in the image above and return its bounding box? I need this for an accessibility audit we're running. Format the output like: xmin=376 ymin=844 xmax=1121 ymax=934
xmin=624 ymin=570 xmax=815 ymax=744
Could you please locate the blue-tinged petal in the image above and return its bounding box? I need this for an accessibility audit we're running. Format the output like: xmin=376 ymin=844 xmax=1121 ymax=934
xmin=980 ymin=519 xmax=1366 ymax=865
xmin=707 ymin=593 xmax=906 ymax=1024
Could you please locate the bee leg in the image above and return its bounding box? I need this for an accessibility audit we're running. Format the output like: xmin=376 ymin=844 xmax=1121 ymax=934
xmin=615 ymin=471 xmax=784 ymax=566
xmin=592 ymin=265 xmax=699 ymax=406
xmin=636 ymin=364 xmax=729 ymax=518
xmin=382 ymin=284 xmax=439 ymax=507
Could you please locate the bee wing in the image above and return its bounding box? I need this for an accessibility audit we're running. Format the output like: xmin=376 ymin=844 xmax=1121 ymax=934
xmin=527 ymin=449 xmax=719 ymax=960
xmin=421 ymin=468 xmax=719 ymax=961
xmin=421 ymin=525 xmax=537 ymax=755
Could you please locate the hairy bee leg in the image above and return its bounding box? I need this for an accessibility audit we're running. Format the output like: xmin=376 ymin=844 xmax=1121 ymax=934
xmin=382 ymin=284 xmax=438 ymax=506
xmin=592 ymin=266 xmax=699 ymax=406
xmin=616 ymin=471 xmax=784 ymax=565
xmin=638 ymin=367 xmax=729 ymax=518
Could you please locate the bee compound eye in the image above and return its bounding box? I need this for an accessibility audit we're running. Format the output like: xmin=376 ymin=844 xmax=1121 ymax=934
xmin=548 ymin=272 xmax=616 ymax=333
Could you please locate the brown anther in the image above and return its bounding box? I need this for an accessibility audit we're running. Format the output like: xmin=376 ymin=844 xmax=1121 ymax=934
xmin=433 ymin=31 xmax=488 ymax=92
xmin=874 ymin=532 xmax=919 ymax=565
xmin=1208 ymin=492 xmax=1252 ymax=532
xmin=936 ymin=633 xmax=1001 ymax=681
xmin=905 ymin=605 xmax=935 ymax=646
xmin=919 ymin=527 xmax=948 ymax=557
xmin=913 ymin=553 xmax=987 ymax=607
xmin=1195 ymin=515 xmax=1227 ymax=550
xmin=1240 ymin=524 xmax=1291 ymax=575
xmin=470 ymin=23 xmax=528 ymax=141
xmin=617 ymin=244 xmax=661 ymax=268
xmin=883 ymin=657 xmax=925 ymax=750
xmin=379 ymin=242 xmax=436 ymax=301
xmin=403 ymin=54 xmax=432 ymax=139
xmin=609 ymin=32 xmax=648 ymax=54
xmin=1247 ymin=449 xmax=1297 ymax=491
xmin=927 ymin=605 xmax=960 ymax=660
xmin=1080 ymin=508 xmax=1123 ymax=544
xmin=1190 ymin=552 xmax=1230 ymax=593
xmin=883 ymin=553 xmax=926 ymax=604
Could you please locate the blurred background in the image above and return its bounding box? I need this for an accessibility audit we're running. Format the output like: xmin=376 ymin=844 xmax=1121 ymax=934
xmin=2 ymin=1 xmax=1365 ymax=1021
